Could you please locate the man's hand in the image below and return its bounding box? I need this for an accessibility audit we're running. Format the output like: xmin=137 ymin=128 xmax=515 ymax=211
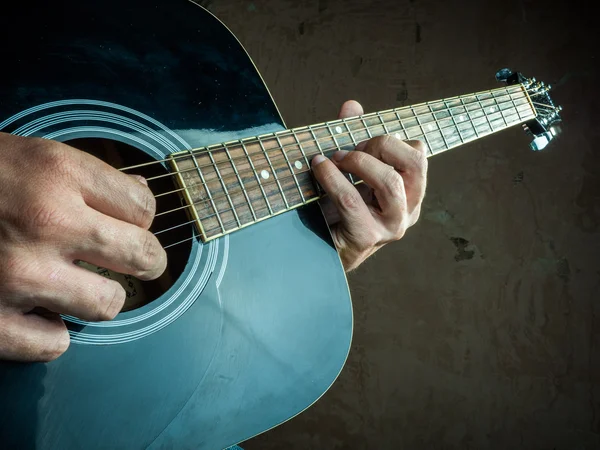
xmin=312 ymin=101 xmax=428 ymax=271
xmin=0 ymin=133 xmax=167 ymax=362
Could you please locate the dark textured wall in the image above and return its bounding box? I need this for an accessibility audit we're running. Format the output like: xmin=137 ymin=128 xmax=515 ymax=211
xmin=199 ymin=1 xmax=598 ymax=448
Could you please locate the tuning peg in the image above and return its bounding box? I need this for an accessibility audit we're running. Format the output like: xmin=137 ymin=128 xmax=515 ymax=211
xmin=557 ymin=105 xmax=563 ymax=112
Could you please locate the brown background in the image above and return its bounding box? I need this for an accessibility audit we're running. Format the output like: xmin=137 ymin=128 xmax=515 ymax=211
xmin=197 ymin=0 xmax=598 ymax=448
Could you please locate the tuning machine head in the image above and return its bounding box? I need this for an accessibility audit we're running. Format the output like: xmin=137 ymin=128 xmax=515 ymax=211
xmin=496 ymin=68 xmax=563 ymax=151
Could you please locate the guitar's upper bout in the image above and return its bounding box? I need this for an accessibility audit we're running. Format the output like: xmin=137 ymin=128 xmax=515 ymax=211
xmin=496 ymin=68 xmax=563 ymax=151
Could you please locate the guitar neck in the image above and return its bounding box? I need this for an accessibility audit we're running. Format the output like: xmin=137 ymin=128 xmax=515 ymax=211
xmin=170 ymin=83 xmax=537 ymax=241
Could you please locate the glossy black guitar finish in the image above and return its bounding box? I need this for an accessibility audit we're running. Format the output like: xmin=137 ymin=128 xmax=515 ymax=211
xmin=0 ymin=1 xmax=352 ymax=449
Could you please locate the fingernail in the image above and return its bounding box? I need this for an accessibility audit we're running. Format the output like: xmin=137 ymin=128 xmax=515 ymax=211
xmin=312 ymin=155 xmax=327 ymax=166
xmin=131 ymin=175 xmax=148 ymax=186
xmin=332 ymin=151 xmax=349 ymax=162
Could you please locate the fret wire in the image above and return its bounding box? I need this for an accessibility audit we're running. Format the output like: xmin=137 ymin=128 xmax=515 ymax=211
xmin=188 ymin=149 xmax=226 ymax=233
xmin=207 ymin=150 xmax=241 ymax=228
xmin=341 ymin=119 xmax=358 ymax=183
xmin=224 ymin=143 xmax=257 ymax=222
xmin=492 ymin=89 xmax=511 ymax=128
xmin=275 ymin=135 xmax=306 ymax=203
xmin=308 ymin=126 xmax=326 ymax=157
xmin=327 ymin=122 xmax=355 ymax=184
xmin=240 ymin=141 xmax=274 ymax=215
xmin=476 ymin=93 xmax=497 ymax=132
xmin=511 ymin=87 xmax=530 ymax=120
xmin=360 ymin=116 xmax=374 ymax=138
xmin=410 ymin=107 xmax=435 ymax=156
xmin=443 ymin=99 xmax=465 ymax=144
xmin=326 ymin=123 xmax=343 ymax=149
xmin=291 ymin=129 xmax=311 ymax=170
xmin=394 ymin=110 xmax=408 ymax=140
xmin=458 ymin=96 xmax=480 ymax=139
xmin=307 ymin=126 xmax=326 ymax=195
xmin=259 ymin=137 xmax=290 ymax=208
xmin=426 ymin=103 xmax=450 ymax=151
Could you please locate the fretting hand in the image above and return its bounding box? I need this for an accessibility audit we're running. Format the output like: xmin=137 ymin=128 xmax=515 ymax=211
xmin=312 ymin=101 xmax=428 ymax=271
xmin=0 ymin=133 xmax=167 ymax=362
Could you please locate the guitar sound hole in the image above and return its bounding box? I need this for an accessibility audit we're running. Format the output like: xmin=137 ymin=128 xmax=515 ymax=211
xmin=66 ymin=138 xmax=193 ymax=312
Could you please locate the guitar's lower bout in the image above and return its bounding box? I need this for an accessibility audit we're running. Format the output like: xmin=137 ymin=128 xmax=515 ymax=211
xmin=0 ymin=1 xmax=353 ymax=449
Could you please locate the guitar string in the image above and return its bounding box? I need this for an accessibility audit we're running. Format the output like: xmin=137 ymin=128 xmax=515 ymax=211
xmin=145 ymin=91 xmax=532 ymax=201
xmin=154 ymin=109 xmax=533 ymax=246
xmin=154 ymin=99 xmax=534 ymax=204
xmin=119 ymin=84 xmax=529 ymax=173
xmin=123 ymin=86 xmax=551 ymax=175
xmin=153 ymin=102 xmax=535 ymax=232
xmin=150 ymin=96 xmax=534 ymax=221
xmin=149 ymin=90 xmax=553 ymax=245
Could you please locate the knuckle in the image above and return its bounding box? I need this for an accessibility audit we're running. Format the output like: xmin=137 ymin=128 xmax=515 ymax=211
xmin=98 ymin=282 xmax=126 ymax=321
xmin=360 ymin=228 xmax=380 ymax=250
xmin=43 ymin=329 xmax=70 ymax=362
xmin=24 ymin=202 xmax=68 ymax=234
xmin=338 ymin=189 xmax=362 ymax=212
xmin=0 ymin=255 xmax=33 ymax=297
xmin=131 ymin=232 xmax=162 ymax=279
xmin=347 ymin=151 xmax=368 ymax=165
xmin=382 ymin=168 xmax=404 ymax=197
xmin=134 ymin=187 xmax=156 ymax=228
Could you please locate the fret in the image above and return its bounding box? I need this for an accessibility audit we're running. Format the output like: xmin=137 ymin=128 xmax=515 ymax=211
xmin=188 ymin=149 xmax=225 ymax=234
xmin=326 ymin=123 xmax=342 ymax=150
xmin=342 ymin=118 xmax=360 ymax=147
xmin=360 ymin=116 xmax=374 ymax=138
xmin=259 ymin=137 xmax=290 ymax=209
xmin=275 ymin=135 xmax=306 ymax=203
xmin=459 ymin=96 xmax=480 ymax=139
xmin=240 ymin=140 xmax=273 ymax=215
xmin=291 ymin=130 xmax=311 ymax=169
xmin=476 ymin=93 xmax=496 ymax=133
xmin=444 ymin=99 xmax=465 ymax=145
xmin=325 ymin=122 xmax=356 ymax=184
xmin=207 ymin=150 xmax=241 ymax=228
xmin=224 ymin=143 xmax=257 ymax=222
xmin=426 ymin=103 xmax=450 ymax=151
xmin=377 ymin=112 xmax=391 ymax=135
xmin=411 ymin=106 xmax=436 ymax=155
xmin=491 ymin=90 xmax=509 ymax=128
xmin=339 ymin=119 xmax=360 ymax=183
xmin=308 ymin=126 xmax=326 ymax=157
xmin=394 ymin=110 xmax=408 ymax=141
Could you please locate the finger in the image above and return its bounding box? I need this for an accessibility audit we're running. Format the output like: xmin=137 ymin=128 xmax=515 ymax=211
xmin=331 ymin=150 xmax=407 ymax=224
xmin=9 ymin=260 xmax=127 ymax=322
xmin=338 ymin=100 xmax=364 ymax=119
xmin=311 ymin=155 xmax=378 ymax=233
xmin=76 ymin=152 xmax=156 ymax=229
xmin=0 ymin=311 xmax=69 ymax=362
xmin=70 ymin=209 xmax=167 ymax=281
xmin=361 ymin=136 xmax=428 ymax=212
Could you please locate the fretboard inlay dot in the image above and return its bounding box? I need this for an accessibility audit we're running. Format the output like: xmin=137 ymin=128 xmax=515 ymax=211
xmin=294 ymin=160 xmax=303 ymax=170
xmin=260 ymin=169 xmax=270 ymax=179
xmin=335 ymin=126 xmax=343 ymax=134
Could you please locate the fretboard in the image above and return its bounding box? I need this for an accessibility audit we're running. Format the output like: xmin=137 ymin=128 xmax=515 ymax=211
xmin=170 ymin=84 xmax=536 ymax=241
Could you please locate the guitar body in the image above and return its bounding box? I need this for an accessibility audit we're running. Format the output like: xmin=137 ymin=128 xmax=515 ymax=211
xmin=0 ymin=1 xmax=352 ymax=449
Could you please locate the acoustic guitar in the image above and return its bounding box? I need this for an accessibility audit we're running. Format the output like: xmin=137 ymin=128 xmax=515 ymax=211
xmin=0 ymin=0 xmax=561 ymax=449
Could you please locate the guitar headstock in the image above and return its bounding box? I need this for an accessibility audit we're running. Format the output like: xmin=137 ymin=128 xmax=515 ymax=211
xmin=496 ymin=68 xmax=563 ymax=151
